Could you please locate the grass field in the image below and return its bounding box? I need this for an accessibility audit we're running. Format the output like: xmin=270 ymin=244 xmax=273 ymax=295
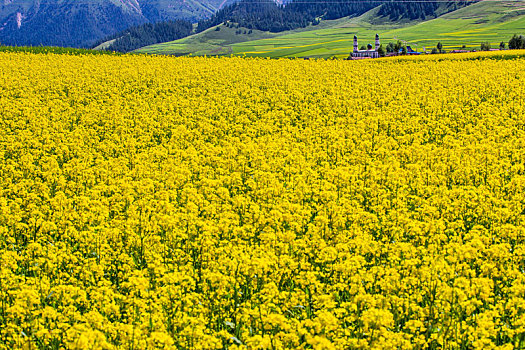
xmin=134 ymin=22 xmax=281 ymax=56
xmin=136 ymin=0 xmax=525 ymax=58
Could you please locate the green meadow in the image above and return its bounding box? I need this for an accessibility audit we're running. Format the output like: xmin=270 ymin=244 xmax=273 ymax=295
xmin=136 ymin=0 xmax=525 ymax=58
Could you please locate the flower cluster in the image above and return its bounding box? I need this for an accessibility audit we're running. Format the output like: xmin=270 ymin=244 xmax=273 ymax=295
xmin=1 ymin=51 xmax=525 ymax=349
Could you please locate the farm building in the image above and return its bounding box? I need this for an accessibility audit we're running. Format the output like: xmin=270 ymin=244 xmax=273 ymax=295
xmin=405 ymin=46 xmax=421 ymax=55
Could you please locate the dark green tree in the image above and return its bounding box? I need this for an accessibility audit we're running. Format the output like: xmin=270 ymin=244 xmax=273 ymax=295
xmin=480 ymin=42 xmax=491 ymax=51
xmin=509 ymin=34 xmax=525 ymax=49
xmin=377 ymin=44 xmax=386 ymax=57
xmin=394 ymin=40 xmax=403 ymax=53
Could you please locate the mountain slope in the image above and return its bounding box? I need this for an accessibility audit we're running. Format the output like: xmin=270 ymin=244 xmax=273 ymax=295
xmin=0 ymin=0 xmax=234 ymax=47
xmin=136 ymin=0 xmax=525 ymax=58
xmin=93 ymin=19 xmax=194 ymax=53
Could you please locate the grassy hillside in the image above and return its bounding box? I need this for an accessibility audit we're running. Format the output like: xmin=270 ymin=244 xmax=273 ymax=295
xmin=136 ymin=0 xmax=525 ymax=58
xmin=134 ymin=6 xmax=406 ymax=56
xmin=134 ymin=23 xmax=279 ymax=56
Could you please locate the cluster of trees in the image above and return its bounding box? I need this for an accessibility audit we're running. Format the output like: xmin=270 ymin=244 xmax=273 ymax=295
xmin=481 ymin=35 xmax=525 ymax=51
xmin=382 ymin=35 xmax=525 ymax=56
xmin=285 ymin=0 xmax=381 ymax=21
xmin=383 ymin=41 xmax=442 ymax=55
xmin=197 ymin=0 xmax=313 ymax=33
xmin=385 ymin=41 xmax=403 ymax=54
xmin=480 ymin=42 xmax=492 ymax=51
xmin=94 ymin=20 xmax=193 ymax=53
xmin=480 ymin=42 xmax=505 ymax=51
xmin=378 ymin=0 xmax=473 ymax=21
xmin=509 ymin=34 xmax=525 ymax=49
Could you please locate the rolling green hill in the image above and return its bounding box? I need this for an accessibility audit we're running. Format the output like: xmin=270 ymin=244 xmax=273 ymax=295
xmin=136 ymin=0 xmax=525 ymax=58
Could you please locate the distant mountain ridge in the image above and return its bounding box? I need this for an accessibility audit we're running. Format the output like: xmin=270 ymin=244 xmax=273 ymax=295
xmin=0 ymin=0 xmax=235 ymax=47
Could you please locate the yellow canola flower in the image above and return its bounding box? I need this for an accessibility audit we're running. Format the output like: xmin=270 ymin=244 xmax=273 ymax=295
xmin=0 ymin=50 xmax=524 ymax=349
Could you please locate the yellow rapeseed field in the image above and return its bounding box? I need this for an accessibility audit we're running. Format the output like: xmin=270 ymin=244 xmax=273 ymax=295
xmin=1 ymin=51 xmax=525 ymax=350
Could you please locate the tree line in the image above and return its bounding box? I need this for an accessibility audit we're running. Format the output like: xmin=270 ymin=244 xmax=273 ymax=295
xmin=377 ymin=34 xmax=525 ymax=57
xmin=509 ymin=35 xmax=525 ymax=49
xmin=93 ymin=20 xmax=193 ymax=53
xmin=378 ymin=0 xmax=473 ymax=21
